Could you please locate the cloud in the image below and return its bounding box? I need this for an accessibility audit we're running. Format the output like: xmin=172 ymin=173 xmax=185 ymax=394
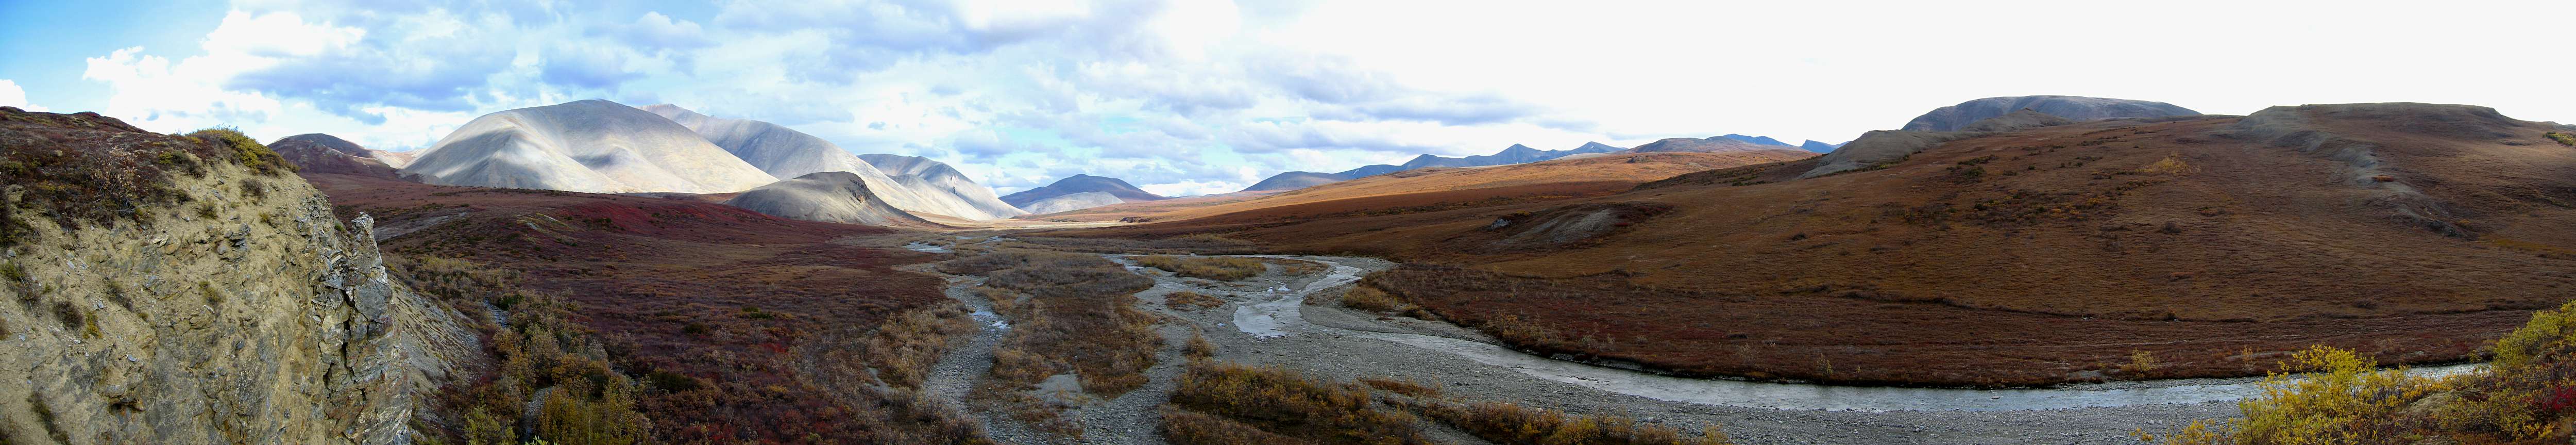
xmin=0 ymin=80 xmax=45 ymax=111
xmin=613 ymin=12 xmax=710 ymax=50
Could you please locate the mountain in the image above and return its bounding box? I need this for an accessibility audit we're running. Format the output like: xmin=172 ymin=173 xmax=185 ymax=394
xmin=722 ymin=171 xmax=937 ymax=227
xmin=0 ymin=109 xmax=474 ymax=443
xmin=640 ymin=104 xmax=1001 ymax=222
xmin=1901 ymin=95 xmax=2198 ymax=131
xmin=403 ymin=99 xmax=778 ymax=193
xmin=1058 ymin=102 xmax=2576 ymax=387
xmin=267 ymin=133 xmax=405 ymax=179
xmin=1019 ymin=191 xmax=1127 ymax=214
xmin=1239 ymin=171 xmax=1352 ymax=192
xmin=1961 ymin=109 xmax=2078 ymax=132
xmin=1239 ymin=142 xmax=1626 ymax=192
xmin=1799 ymin=140 xmax=1844 ymax=153
xmin=1717 ymin=134 xmax=1795 ymax=146
xmin=1624 ymin=137 xmax=1790 ymax=153
xmin=858 ymin=154 xmax=1028 ymax=220
xmin=1001 ymin=174 xmax=1167 ymax=207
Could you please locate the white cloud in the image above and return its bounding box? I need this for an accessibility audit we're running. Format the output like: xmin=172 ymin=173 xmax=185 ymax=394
xmin=0 ymin=80 xmax=45 ymax=111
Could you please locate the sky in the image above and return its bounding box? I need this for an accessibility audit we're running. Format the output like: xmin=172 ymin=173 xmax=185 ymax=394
xmin=2 ymin=1 xmax=2570 ymax=196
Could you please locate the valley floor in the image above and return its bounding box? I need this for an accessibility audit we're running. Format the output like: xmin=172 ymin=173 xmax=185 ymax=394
xmin=899 ymin=243 xmax=2354 ymax=444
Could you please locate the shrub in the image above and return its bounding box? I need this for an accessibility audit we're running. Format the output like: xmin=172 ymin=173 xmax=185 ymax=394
xmin=186 ymin=127 xmax=290 ymax=175
xmin=1185 ymin=329 xmax=1217 ymax=360
xmin=1340 ymin=286 xmax=1408 ymax=313
xmin=1165 ymin=360 xmax=1432 ymax=445
xmin=1161 ymin=407 xmax=1315 ymax=445
xmin=1359 ymin=377 xmax=1441 ymax=399
xmin=1136 ymin=255 xmax=1267 ymax=281
xmin=2139 ymin=154 xmax=2196 ymax=175
xmin=1166 ymin=291 xmax=1225 ymax=310
xmin=2144 ymin=346 xmax=2443 ymax=444
xmin=2122 ymin=350 xmax=2162 ymax=374
xmin=1420 ymin=401 xmax=1731 ymax=445
xmin=2546 ymin=132 xmax=2575 ymax=147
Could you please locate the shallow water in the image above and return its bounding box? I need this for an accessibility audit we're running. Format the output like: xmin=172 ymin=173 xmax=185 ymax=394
xmin=1205 ymin=254 xmax=2483 ymax=412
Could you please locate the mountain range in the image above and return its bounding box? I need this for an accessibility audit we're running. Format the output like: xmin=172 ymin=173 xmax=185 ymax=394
xmin=1238 ymin=142 xmax=1628 ymax=192
xmin=385 ymin=99 xmax=1027 ymax=224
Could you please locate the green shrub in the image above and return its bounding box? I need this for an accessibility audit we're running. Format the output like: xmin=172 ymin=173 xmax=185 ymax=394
xmin=2545 ymin=132 xmax=2575 ymax=147
xmin=186 ymin=127 xmax=290 ymax=175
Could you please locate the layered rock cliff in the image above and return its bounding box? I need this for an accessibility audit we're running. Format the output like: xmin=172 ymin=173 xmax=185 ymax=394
xmin=0 ymin=108 xmax=476 ymax=444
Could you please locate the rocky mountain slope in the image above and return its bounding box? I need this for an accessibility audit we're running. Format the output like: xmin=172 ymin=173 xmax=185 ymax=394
xmin=722 ymin=171 xmax=939 ymax=227
xmin=0 ymin=108 xmax=476 ymax=444
xmin=858 ymin=153 xmax=1027 ymax=220
xmin=1901 ymin=95 xmax=2198 ymax=131
xmin=1000 ymin=174 xmax=1167 ymax=207
xmin=267 ymin=133 xmax=406 ymax=179
xmin=403 ymin=100 xmax=777 ymax=194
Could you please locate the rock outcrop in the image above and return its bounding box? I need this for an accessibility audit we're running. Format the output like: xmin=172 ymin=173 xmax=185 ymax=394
xmin=0 ymin=108 xmax=476 ymax=444
xmin=1902 ymin=95 xmax=2198 ymax=131
xmin=403 ymin=100 xmax=778 ymax=194
xmin=722 ymin=171 xmax=936 ymax=226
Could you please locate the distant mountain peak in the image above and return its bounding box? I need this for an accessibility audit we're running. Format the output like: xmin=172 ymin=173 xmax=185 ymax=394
xmin=1717 ymin=134 xmax=1795 ymax=147
xmin=1001 ymin=173 xmax=1167 ymax=207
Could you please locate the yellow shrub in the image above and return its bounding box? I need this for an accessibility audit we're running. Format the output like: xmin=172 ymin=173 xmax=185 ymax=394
xmin=1341 ymin=286 xmax=1408 ymax=312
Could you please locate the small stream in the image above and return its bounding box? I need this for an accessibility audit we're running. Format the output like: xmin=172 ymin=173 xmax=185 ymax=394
xmin=1188 ymin=254 xmax=2483 ymax=413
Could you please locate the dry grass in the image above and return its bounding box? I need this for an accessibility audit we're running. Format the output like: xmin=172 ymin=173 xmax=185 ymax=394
xmin=1135 ymin=255 xmax=1268 ymax=281
xmin=1164 ymin=360 xmax=1433 ymax=445
xmin=1338 ymin=286 xmax=1410 ymax=313
xmin=1165 ymin=291 xmax=1226 ymax=310
xmin=1184 ymin=329 xmax=1217 ymax=360
xmin=1416 ymin=401 xmax=1732 ymax=445
xmin=1272 ymin=259 xmax=1328 ymax=276
xmin=1160 ymin=407 xmax=1315 ymax=445
xmin=1359 ymin=377 xmax=1441 ymax=399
